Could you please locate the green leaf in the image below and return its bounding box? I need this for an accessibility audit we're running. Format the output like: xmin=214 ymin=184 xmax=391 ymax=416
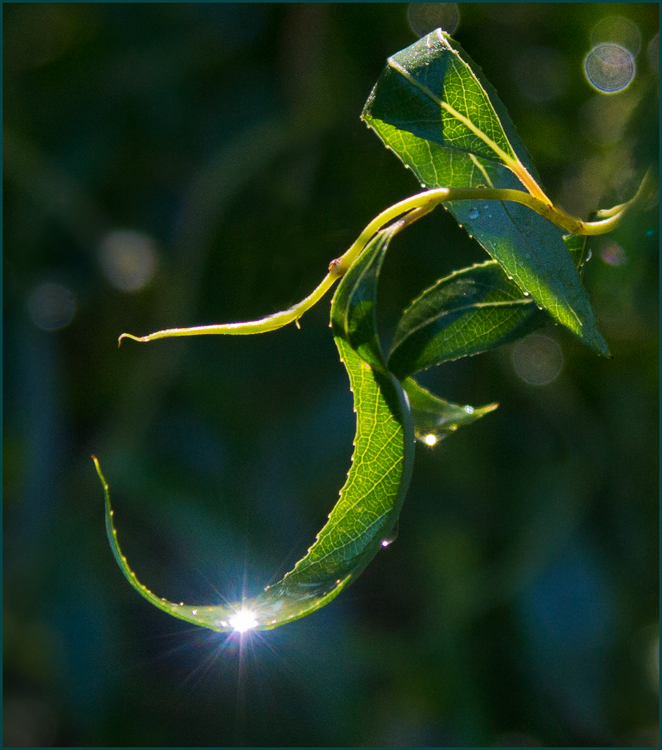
xmin=402 ymin=377 xmax=498 ymax=444
xmin=388 ymin=234 xmax=587 ymax=378
xmin=362 ymin=29 xmax=608 ymax=356
xmin=565 ymin=233 xmax=589 ymax=274
xmin=389 ymin=261 xmax=543 ymax=378
xmin=96 ymin=226 xmax=415 ymax=633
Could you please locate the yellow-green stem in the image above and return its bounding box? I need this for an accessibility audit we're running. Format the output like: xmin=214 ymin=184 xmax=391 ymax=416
xmin=119 ymin=184 xmax=636 ymax=345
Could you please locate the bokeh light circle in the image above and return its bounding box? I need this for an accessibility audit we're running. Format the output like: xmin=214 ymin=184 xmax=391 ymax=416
xmin=590 ymin=15 xmax=642 ymax=56
xmin=512 ymin=334 xmax=564 ymax=386
xmin=98 ymin=229 xmax=158 ymax=292
xmin=407 ymin=3 xmax=459 ymax=38
xmin=597 ymin=239 xmax=627 ymax=266
xmin=584 ymin=43 xmax=635 ymax=93
xmin=27 ymin=282 xmax=76 ymax=331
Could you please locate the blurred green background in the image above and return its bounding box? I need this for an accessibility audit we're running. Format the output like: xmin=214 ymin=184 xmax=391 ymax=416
xmin=3 ymin=3 xmax=658 ymax=746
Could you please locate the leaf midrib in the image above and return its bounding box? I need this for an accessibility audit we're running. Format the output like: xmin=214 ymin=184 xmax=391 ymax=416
xmin=386 ymin=56 xmax=517 ymax=171
xmin=396 ymin=298 xmax=534 ymax=339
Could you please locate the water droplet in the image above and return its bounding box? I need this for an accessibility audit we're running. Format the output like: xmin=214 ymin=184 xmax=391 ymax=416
xmin=191 ymin=609 xmax=198 ymax=615
xmin=523 ymin=291 xmax=530 ymax=297
xmin=381 ymin=521 xmax=399 ymax=547
xmin=464 ymin=405 xmax=474 ymax=414
xmin=507 ymin=275 xmax=514 ymax=280
xmin=586 ymin=248 xmax=593 ymax=261
xmin=483 ymin=204 xmax=490 ymax=210
xmin=468 ymin=207 xmax=479 ymax=219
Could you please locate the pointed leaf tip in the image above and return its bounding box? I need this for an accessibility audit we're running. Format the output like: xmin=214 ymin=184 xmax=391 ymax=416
xmin=363 ymin=31 xmax=609 ymax=357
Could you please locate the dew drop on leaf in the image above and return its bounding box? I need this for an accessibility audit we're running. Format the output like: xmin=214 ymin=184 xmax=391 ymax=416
xmin=468 ymin=207 xmax=479 ymax=219
xmin=381 ymin=521 xmax=399 ymax=547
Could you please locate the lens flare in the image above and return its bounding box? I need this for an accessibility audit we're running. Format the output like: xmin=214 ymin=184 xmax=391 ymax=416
xmin=228 ymin=608 xmax=258 ymax=633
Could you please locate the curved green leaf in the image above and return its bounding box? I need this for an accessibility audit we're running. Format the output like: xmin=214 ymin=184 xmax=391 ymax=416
xmin=403 ymin=377 xmax=497 ymax=444
xmin=96 ymin=226 xmax=415 ymax=633
xmin=389 ymin=261 xmax=543 ymax=378
xmin=362 ymin=29 xmax=608 ymax=356
xmin=388 ymin=235 xmax=587 ymax=378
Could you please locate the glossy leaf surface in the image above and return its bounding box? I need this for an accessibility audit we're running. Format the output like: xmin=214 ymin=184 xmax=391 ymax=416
xmin=389 ymin=261 xmax=542 ymax=377
xmin=97 ymin=226 xmax=414 ymax=632
xmin=388 ymin=235 xmax=587 ymax=378
xmin=362 ymin=29 xmax=608 ymax=356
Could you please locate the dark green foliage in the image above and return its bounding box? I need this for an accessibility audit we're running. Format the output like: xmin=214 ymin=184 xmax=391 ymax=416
xmin=3 ymin=4 xmax=658 ymax=747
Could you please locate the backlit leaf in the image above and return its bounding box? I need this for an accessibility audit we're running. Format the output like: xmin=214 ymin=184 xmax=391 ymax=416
xmin=362 ymin=29 xmax=608 ymax=356
xmin=96 ymin=226 xmax=415 ymax=632
xmin=402 ymin=377 xmax=498 ymax=444
xmin=388 ymin=235 xmax=587 ymax=378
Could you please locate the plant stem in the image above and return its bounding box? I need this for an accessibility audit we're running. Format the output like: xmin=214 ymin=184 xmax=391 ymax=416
xmin=119 ymin=182 xmax=640 ymax=345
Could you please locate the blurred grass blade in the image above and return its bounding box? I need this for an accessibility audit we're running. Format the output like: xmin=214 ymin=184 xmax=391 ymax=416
xmin=362 ymin=29 xmax=609 ymax=356
xmin=388 ymin=235 xmax=586 ymax=378
xmin=402 ymin=378 xmax=498 ymax=444
xmin=95 ymin=225 xmax=415 ymax=632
